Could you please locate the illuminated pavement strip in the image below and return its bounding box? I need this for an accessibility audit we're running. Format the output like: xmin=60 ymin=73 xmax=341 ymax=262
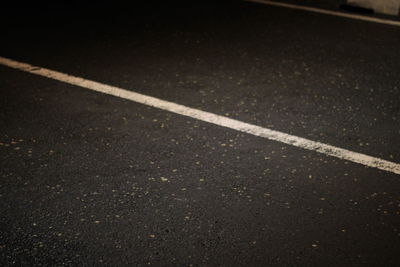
xmin=245 ymin=0 xmax=400 ymax=27
xmin=0 ymin=56 xmax=399 ymax=175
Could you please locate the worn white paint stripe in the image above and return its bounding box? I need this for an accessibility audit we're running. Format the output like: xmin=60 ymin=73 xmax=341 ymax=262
xmin=245 ymin=0 xmax=400 ymax=27
xmin=0 ymin=56 xmax=399 ymax=175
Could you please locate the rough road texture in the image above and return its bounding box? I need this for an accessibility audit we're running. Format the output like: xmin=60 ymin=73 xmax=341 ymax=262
xmin=0 ymin=1 xmax=399 ymax=266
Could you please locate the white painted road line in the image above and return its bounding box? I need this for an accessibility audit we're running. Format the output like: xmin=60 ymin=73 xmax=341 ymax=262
xmin=0 ymin=56 xmax=399 ymax=175
xmin=245 ymin=0 xmax=400 ymax=27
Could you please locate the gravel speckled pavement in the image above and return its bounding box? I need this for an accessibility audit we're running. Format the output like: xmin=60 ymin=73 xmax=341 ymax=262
xmin=0 ymin=1 xmax=399 ymax=266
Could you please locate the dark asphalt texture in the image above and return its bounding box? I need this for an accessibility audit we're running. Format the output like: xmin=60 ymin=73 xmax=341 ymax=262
xmin=1 ymin=1 xmax=399 ymax=266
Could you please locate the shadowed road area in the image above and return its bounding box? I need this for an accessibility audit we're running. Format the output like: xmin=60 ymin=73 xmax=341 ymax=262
xmin=0 ymin=1 xmax=399 ymax=266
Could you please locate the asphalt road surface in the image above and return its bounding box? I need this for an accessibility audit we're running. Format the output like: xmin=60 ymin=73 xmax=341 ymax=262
xmin=1 ymin=1 xmax=399 ymax=266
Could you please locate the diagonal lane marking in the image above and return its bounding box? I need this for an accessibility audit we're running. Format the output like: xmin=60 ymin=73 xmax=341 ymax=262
xmin=0 ymin=56 xmax=399 ymax=175
xmin=245 ymin=0 xmax=400 ymax=27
